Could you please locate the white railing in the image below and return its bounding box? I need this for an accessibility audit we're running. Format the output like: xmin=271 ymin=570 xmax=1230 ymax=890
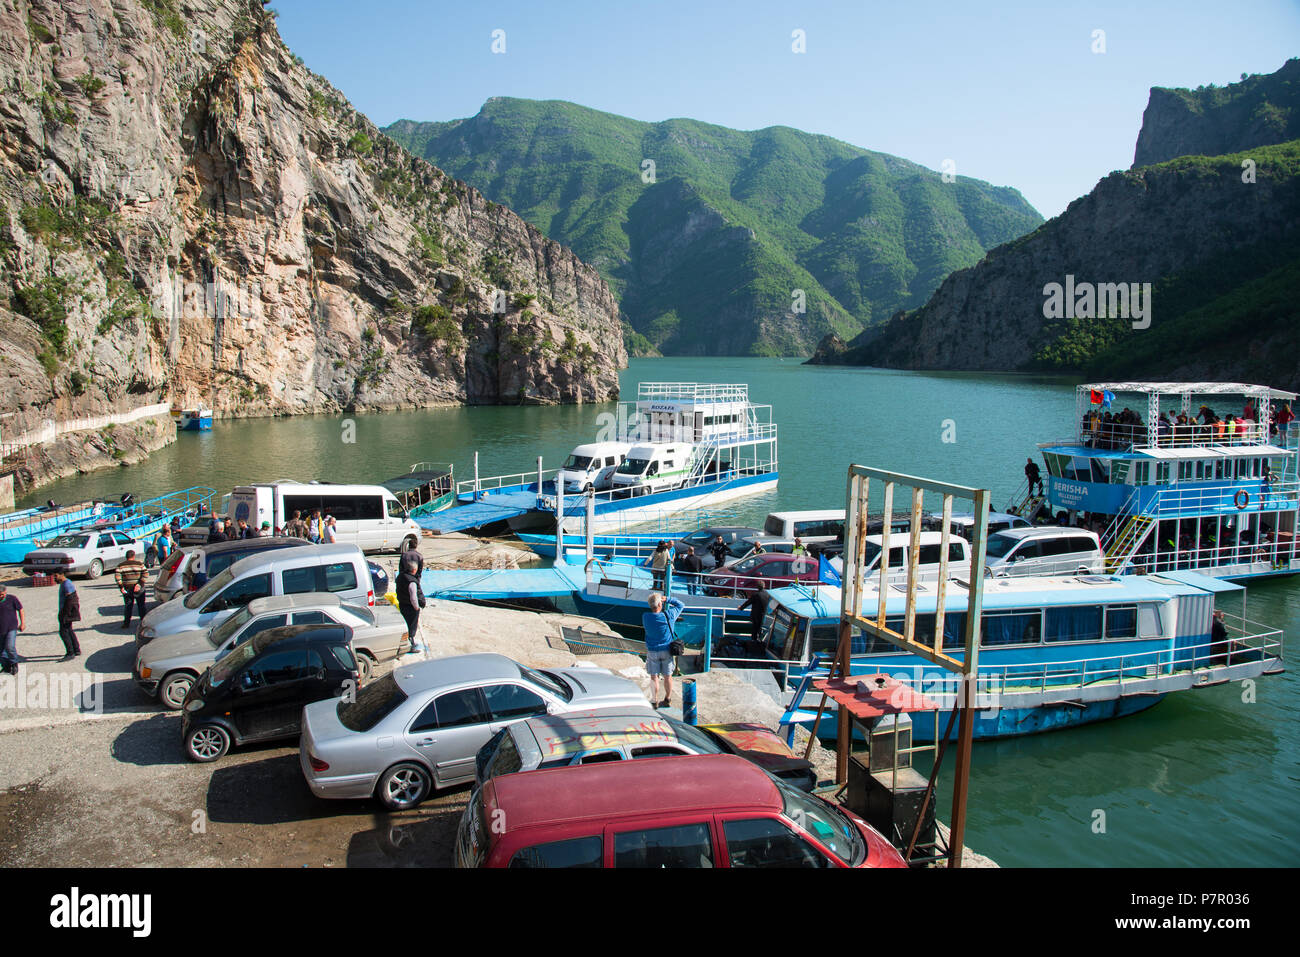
xmin=1122 ymin=541 xmax=1298 ymax=575
xmin=456 ymin=466 xmax=561 ymax=498
xmin=5 ymin=402 xmax=171 ymax=450
xmin=637 ymin=382 xmax=750 ymax=404
xmin=1076 ymin=421 xmax=1272 ymax=451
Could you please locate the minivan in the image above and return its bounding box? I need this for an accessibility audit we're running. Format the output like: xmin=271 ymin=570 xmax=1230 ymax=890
xmin=135 ymin=543 xmax=376 ymax=646
xmin=984 ymin=527 xmax=1104 ymax=578
xmin=761 ymin=510 xmax=845 ymax=543
xmin=154 ymin=536 xmax=310 ymax=602
xmin=180 ymin=624 xmax=359 ymax=763
xmin=227 ymin=482 xmax=422 ymax=553
xmin=557 ymin=442 xmax=632 ymax=493
xmin=455 ymin=753 xmax=906 ymax=869
xmin=829 ymin=531 xmax=972 ymax=582
xmin=610 ymin=443 xmax=694 ymax=494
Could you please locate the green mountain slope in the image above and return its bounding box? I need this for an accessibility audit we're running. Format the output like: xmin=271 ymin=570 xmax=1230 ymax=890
xmin=385 ymin=99 xmax=1043 ymax=356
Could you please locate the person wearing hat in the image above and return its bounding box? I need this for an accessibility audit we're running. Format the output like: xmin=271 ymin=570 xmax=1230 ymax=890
xmin=259 ymin=520 xmax=271 ymax=535
xmin=0 ymin=583 xmax=25 ymax=676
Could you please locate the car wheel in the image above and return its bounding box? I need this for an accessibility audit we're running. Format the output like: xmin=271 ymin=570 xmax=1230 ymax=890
xmin=355 ymin=651 xmax=375 ymax=682
xmin=402 ymin=536 xmax=418 ymax=554
xmin=159 ymin=672 xmax=196 ymax=711
xmin=86 ymin=559 xmax=103 ymax=580
xmin=377 ymin=762 xmax=432 ymax=811
xmin=185 ymin=724 xmax=231 ymax=763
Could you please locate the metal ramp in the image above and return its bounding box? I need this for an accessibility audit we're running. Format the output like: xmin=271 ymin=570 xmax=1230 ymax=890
xmin=421 ymin=562 xmax=585 ymax=600
xmin=416 ymin=491 xmax=539 ymax=534
xmin=1104 ymin=513 xmax=1155 ymax=573
xmin=550 ymin=626 xmax=646 ymax=657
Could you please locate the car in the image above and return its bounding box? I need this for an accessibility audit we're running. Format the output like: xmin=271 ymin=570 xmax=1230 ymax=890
xmin=176 ymin=517 xmax=220 ymax=548
xmin=135 ymin=592 xmax=409 ymax=709
xmin=135 ymin=543 xmax=377 ymax=646
xmin=672 ymin=526 xmax=764 ymax=570
xmin=454 ymin=753 xmax=907 ymax=868
xmin=367 ymin=560 xmax=389 ymax=596
xmin=703 ymin=551 xmax=821 ymax=597
xmin=154 ymin=536 xmax=311 ymax=602
xmin=22 ymin=528 xmax=140 ymax=579
xmin=984 ymin=527 xmax=1104 ymax=577
xmin=298 ymin=653 xmax=651 ymax=810
xmin=180 ymin=624 xmax=360 ymax=763
xmin=475 ymin=708 xmax=818 ymax=792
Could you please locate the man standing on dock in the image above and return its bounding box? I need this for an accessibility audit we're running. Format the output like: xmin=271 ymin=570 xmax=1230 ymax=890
xmin=738 ymin=586 xmax=772 ymax=644
xmin=643 ymin=592 xmax=684 ymax=709
xmin=115 ymin=549 xmax=148 ymax=630
xmin=0 ymin=583 xmax=25 ymax=677
xmin=53 ymin=571 xmax=80 ymax=662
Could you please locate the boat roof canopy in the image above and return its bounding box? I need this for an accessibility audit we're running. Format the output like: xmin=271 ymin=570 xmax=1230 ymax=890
xmin=1080 ymin=382 xmax=1297 ymax=402
xmin=1140 ymin=444 xmax=1290 ymax=459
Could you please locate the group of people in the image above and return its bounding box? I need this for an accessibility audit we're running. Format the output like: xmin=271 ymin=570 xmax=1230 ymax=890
xmin=1083 ymin=401 xmax=1296 ymax=451
xmin=280 ymin=510 xmax=337 ymax=544
xmin=0 ymin=566 xmax=88 ymax=677
xmin=1081 ymin=407 xmax=1148 ymax=449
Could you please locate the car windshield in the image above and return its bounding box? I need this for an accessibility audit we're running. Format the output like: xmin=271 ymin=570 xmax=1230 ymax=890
xmin=520 ymin=665 xmax=570 ymax=701
xmin=207 ymin=639 xmax=258 ymax=688
xmin=732 ymin=555 xmax=765 ymax=573
xmin=616 ymin=458 xmax=649 ymax=475
xmin=184 ymin=566 xmax=234 ymax=609
xmin=663 ymin=717 xmax=722 ymax=754
xmin=727 ymin=540 xmax=754 ymax=558
xmin=860 ymin=541 xmax=882 ymax=567
xmin=338 ymin=673 xmax=408 ymax=732
xmin=562 ymin=455 xmax=593 ymax=471
xmin=777 ymin=776 xmax=865 ymax=866
xmin=985 ymin=533 xmax=1019 ymax=559
xmin=207 ymin=606 xmax=253 ymax=649
xmin=46 ymin=535 xmax=90 ymax=549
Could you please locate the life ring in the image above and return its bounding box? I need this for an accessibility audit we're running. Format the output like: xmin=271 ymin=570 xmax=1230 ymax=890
xmin=1234 ymin=490 xmax=1249 ymax=510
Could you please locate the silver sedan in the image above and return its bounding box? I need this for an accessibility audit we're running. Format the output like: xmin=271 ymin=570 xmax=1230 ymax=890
xmin=299 ymin=653 xmax=651 ymax=810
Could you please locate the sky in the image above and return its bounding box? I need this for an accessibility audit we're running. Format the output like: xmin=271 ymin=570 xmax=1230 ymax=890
xmin=272 ymin=0 xmax=1299 ymax=219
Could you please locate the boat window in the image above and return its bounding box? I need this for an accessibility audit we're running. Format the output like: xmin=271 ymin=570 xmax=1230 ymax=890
xmin=1090 ymin=459 xmax=1111 ymax=484
xmin=1111 ymin=461 xmax=1131 ymax=485
xmin=563 ymin=455 xmax=593 ymax=471
xmin=1044 ymin=605 xmax=1103 ymax=642
xmin=1214 ymin=460 xmax=1224 ymax=480
xmin=980 ymin=611 xmax=1041 ymax=647
xmin=1104 ymin=605 xmax=1138 ymax=639
xmin=1043 ymin=453 xmax=1065 ymax=478
xmin=1138 ymin=605 xmax=1162 ymax=638
xmin=768 ymin=609 xmax=795 ymax=659
xmin=884 ymin=613 xmax=939 ymax=647
xmin=1156 ymin=463 xmax=1171 ymax=484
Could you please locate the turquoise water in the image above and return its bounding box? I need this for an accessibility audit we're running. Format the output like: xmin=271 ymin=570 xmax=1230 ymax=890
xmin=18 ymin=357 xmax=1299 ymax=866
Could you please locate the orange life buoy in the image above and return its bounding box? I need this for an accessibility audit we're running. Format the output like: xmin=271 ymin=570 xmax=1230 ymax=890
xmin=1234 ymin=489 xmax=1249 ymax=510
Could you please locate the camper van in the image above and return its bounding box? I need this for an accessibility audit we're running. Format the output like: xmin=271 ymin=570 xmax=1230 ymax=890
xmin=610 ymin=443 xmax=694 ymax=495
xmin=557 ymin=442 xmax=632 ymax=493
xmin=227 ymin=483 xmax=421 ymax=553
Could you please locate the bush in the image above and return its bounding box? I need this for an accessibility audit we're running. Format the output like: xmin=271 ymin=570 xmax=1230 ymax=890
xmin=412 ymin=304 xmax=461 ymax=343
xmin=348 ymin=132 xmax=373 ymax=156
xmin=74 ymin=73 xmax=105 ymax=97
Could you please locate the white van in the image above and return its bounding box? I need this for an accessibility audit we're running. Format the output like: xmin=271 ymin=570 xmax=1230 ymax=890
xmin=610 ymin=443 xmax=694 ymax=494
xmin=228 ymin=482 xmax=421 ymax=553
xmin=557 ymin=442 xmax=632 ymax=493
xmin=762 ymin=510 xmax=846 ymax=543
xmin=939 ymin=510 xmax=1033 ymax=541
xmin=830 ymin=531 xmax=972 ymax=582
xmin=134 ymin=543 xmax=377 ymax=645
xmin=984 ymin=527 xmax=1104 ymax=578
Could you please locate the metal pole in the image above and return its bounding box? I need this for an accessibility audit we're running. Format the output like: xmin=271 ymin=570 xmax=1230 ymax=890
xmin=536 ymin=455 xmax=543 ymax=492
xmin=585 ymin=490 xmax=595 ymax=563
xmin=556 ymin=479 xmax=565 ymax=564
xmin=682 ymin=678 xmax=697 ymax=724
xmin=473 ymin=451 xmax=480 ymax=502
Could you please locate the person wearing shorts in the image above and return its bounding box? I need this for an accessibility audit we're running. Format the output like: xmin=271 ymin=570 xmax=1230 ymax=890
xmin=642 ymin=592 xmax=684 ymax=708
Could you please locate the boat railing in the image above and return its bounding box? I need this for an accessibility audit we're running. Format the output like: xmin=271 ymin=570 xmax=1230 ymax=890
xmin=1123 ymin=539 xmax=1298 ymax=574
xmin=1068 ymin=421 xmax=1279 ymax=451
xmin=457 ymin=467 xmax=562 ymax=499
xmin=0 ymin=502 xmax=101 ymax=541
xmin=636 ymin=382 xmax=750 ymax=405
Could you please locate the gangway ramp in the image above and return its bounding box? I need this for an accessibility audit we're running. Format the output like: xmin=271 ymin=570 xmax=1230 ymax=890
xmin=422 ymin=562 xmax=586 ymax=600
xmin=416 ymin=491 xmax=539 ymax=534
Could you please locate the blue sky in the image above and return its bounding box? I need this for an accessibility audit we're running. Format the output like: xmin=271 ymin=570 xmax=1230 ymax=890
xmin=273 ymin=0 xmax=1299 ymax=219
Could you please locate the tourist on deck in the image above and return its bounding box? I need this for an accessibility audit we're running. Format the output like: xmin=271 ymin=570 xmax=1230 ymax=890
xmin=115 ymin=549 xmax=148 ymax=629
xmin=1157 ymin=412 xmax=1172 ymax=444
xmin=395 ymin=552 xmax=426 ymax=656
xmin=1274 ymin=402 xmax=1295 ymax=440
xmin=1209 ymin=609 xmax=1230 ymax=666
xmin=0 ymin=584 xmax=24 ymax=677
xmin=52 ymin=571 xmax=81 ymax=663
xmin=676 ymin=546 xmax=704 ymax=595
xmin=650 ymin=541 xmax=671 ymax=592
xmin=709 ymin=534 xmax=728 ymax=569
xmin=642 ymin=592 xmax=684 ymax=709
xmin=1024 ymin=458 xmax=1044 ymax=497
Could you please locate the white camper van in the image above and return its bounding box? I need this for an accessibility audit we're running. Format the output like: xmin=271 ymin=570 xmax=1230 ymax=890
xmin=610 ymin=443 xmax=695 ymax=495
xmin=557 ymin=442 xmax=632 ymax=493
xmin=227 ymin=482 xmax=421 ymax=553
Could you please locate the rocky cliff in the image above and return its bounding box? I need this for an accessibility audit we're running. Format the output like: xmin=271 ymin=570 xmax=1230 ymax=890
xmin=1134 ymin=59 xmax=1300 ymax=167
xmin=0 ymin=0 xmax=625 ymax=490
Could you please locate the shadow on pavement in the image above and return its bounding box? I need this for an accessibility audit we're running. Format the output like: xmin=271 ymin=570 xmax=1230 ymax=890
xmin=345 ymin=805 xmax=464 ymax=867
xmin=111 ymin=712 xmax=185 ymax=766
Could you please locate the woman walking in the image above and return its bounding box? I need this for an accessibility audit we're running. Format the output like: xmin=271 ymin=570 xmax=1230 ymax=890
xmin=395 ymin=553 xmax=427 ymax=657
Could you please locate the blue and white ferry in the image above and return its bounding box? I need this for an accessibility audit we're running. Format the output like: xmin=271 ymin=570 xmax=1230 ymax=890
xmin=1010 ymin=382 xmax=1298 ymax=580
xmin=172 ymin=407 xmax=214 ymax=431
xmin=732 ymin=571 xmax=1283 ymax=740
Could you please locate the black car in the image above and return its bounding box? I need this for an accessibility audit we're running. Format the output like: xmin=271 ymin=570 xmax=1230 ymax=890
xmin=673 ymin=526 xmax=764 ymax=570
xmin=180 ymin=624 xmax=359 ymax=763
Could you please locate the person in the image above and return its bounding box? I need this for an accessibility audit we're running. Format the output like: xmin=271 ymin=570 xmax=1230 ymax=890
xmin=53 ymin=571 xmax=81 ymax=662
xmin=308 ymin=510 xmax=324 ymax=543
xmin=642 ymin=592 xmax=684 ymax=709
xmin=1275 ymin=402 xmax=1295 ymax=440
xmin=401 ymin=540 xmax=425 ymax=577
xmin=257 ymin=521 xmax=270 ymax=536
xmin=395 ymin=553 xmax=427 ymax=656
xmin=235 ymin=519 xmax=250 ymax=540
xmin=207 ymin=513 xmax=221 ymax=536
xmin=737 ymin=586 xmax=771 ymax=643
xmin=1209 ymin=609 xmax=1230 ymax=666
xmin=154 ymin=527 xmax=172 ymax=567
xmin=650 ymin=541 xmax=670 ymax=592
xmin=114 ymin=548 xmax=148 ymax=629
xmin=207 ymin=520 xmax=229 ymax=544
xmin=791 ymin=537 xmax=808 ymax=558
xmin=1025 ymin=457 xmax=1043 ymax=496
xmin=708 ymin=534 xmax=728 ymax=569
xmin=677 ymin=545 xmax=704 ymax=595
xmin=323 ymin=516 xmax=338 ymax=544
xmin=284 ymin=510 xmax=306 ymax=539
xmin=0 ymin=583 xmax=25 ymax=676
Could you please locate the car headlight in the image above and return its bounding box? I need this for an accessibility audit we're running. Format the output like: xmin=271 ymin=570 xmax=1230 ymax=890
xmin=184 ymin=699 xmax=204 ymax=712
xmin=139 ymin=627 xmax=156 ymax=640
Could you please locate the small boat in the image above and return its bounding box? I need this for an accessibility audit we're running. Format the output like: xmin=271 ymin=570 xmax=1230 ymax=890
xmin=172 ymin=407 xmax=214 ymax=431
xmin=381 ymin=463 xmax=456 ymax=518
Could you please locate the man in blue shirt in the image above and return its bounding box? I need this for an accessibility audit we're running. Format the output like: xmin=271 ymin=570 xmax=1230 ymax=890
xmin=642 ymin=592 xmax=684 ymax=709
xmin=0 ymin=583 xmax=25 ymax=676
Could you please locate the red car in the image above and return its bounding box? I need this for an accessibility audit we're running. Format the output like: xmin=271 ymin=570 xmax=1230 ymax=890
xmin=704 ymin=552 xmax=820 ymax=597
xmin=455 ymin=753 xmax=907 ymax=868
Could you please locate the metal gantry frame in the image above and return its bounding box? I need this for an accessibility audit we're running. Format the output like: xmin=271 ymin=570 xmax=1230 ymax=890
xmin=832 ymin=465 xmax=991 ymax=868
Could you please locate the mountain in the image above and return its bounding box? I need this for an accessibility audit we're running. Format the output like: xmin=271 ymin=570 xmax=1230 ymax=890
xmin=384 ymin=99 xmax=1043 ymax=357
xmin=812 ymin=63 xmax=1300 ymax=393
xmin=0 ymin=0 xmax=625 ymax=489
xmin=1134 ymin=58 xmax=1300 ymax=166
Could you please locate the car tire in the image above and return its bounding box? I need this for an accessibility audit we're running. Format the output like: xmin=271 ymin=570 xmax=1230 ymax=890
xmin=86 ymin=559 xmax=103 ymax=580
xmin=185 ymin=724 xmax=231 ymax=763
xmin=402 ymin=536 xmax=418 ymax=554
xmin=377 ymin=762 xmax=432 ymax=811
xmin=355 ymin=651 xmax=375 ymax=682
xmin=158 ymin=672 xmax=196 ymax=711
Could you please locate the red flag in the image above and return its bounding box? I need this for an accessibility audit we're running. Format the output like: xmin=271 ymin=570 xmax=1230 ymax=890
xmin=1090 ymin=389 xmax=1104 ymax=405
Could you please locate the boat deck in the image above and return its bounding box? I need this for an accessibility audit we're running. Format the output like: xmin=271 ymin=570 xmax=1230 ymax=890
xmin=422 ymin=562 xmax=586 ymax=600
xmin=416 ymin=491 xmax=539 ymax=534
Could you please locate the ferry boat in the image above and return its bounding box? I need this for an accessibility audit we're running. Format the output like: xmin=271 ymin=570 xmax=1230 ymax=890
xmin=420 ymin=383 xmax=778 ymax=535
xmin=731 ymin=571 xmax=1283 ymax=740
xmin=172 ymin=407 xmax=214 ymax=431
xmin=1009 ymin=382 xmax=1299 ymax=580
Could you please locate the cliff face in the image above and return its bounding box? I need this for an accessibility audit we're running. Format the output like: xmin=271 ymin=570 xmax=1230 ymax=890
xmin=1134 ymin=59 xmax=1300 ymax=167
xmin=0 ymin=0 xmax=625 ymax=487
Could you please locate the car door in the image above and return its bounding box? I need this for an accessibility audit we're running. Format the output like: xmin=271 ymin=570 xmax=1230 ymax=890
xmin=199 ymin=573 xmax=273 ymax=629
xmin=609 ymin=820 xmax=717 ymax=869
xmin=112 ymin=532 xmax=136 ymax=567
xmin=230 ymin=645 xmax=309 ymax=742
xmin=406 ymin=687 xmax=494 ymax=788
xmin=96 ymin=534 xmax=118 ymax=569
xmin=719 ymin=815 xmax=836 ymax=868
